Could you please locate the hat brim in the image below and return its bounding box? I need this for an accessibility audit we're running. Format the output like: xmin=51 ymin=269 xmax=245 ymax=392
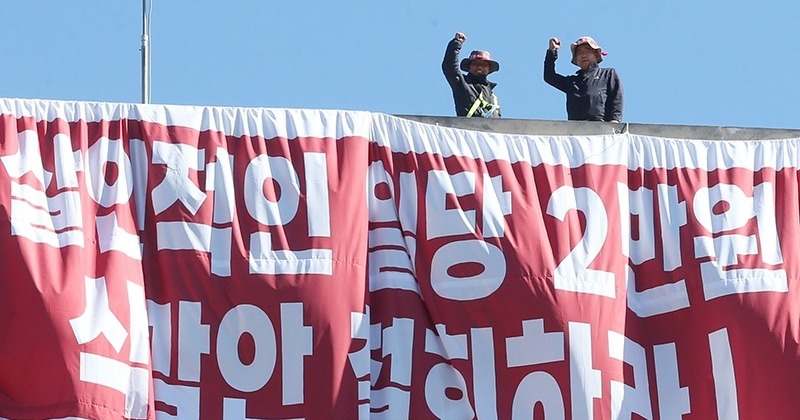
xmin=460 ymin=58 xmax=500 ymax=74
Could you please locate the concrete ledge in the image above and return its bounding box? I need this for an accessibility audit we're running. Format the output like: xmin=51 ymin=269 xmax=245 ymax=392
xmin=395 ymin=115 xmax=800 ymax=141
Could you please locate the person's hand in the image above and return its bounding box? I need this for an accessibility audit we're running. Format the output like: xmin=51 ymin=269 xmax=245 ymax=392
xmin=455 ymin=32 xmax=467 ymax=43
xmin=549 ymin=37 xmax=561 ymax=51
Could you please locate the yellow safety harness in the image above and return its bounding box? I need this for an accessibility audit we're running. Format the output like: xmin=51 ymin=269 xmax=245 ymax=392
xmin=466 ymin=91 xmax=500 ymax=118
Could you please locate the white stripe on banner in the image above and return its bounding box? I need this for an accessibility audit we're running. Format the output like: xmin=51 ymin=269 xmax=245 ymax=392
xmin=4 ymin=98 xmax=800 ymax=172
xmin=0 ymin=98 xmax=373 ymax=140
xmin=369 ymin=112 xmax=800 ymax=172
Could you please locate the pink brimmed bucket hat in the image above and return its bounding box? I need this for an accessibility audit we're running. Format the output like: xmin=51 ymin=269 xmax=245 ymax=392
xmin=460 ymin=50 xmax=500 ymax=73
xmin=570 ymin=36 xmax=608 ymax=65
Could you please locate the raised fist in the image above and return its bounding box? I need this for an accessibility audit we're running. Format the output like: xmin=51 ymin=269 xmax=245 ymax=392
xmin=549 ymin=37 xmax=561 ymax=51
xmin=455 ymin=32 xmax=467 ymax=43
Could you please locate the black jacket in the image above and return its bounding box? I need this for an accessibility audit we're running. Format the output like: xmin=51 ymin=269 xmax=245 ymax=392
xmin=442 ymin=39 xmax=501 ymax=118
xmin=544 ymin=49 xmax=623 ymax=122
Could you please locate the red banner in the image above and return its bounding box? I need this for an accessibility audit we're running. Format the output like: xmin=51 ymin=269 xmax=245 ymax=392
xmin=1 ymin=99 xmax=799 ymax=419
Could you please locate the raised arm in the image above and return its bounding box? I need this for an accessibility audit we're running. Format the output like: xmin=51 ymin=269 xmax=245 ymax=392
xmin=605 ymin=69 xmax=624 ymax=122
xmin=442 ymin=32 xmax=466 ymax=87
xmin=543 ymin=37 xmax=569 ymax=92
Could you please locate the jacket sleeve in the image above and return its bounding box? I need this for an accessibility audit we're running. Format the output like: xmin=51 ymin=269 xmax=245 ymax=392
xmin=605 ymin=68 xmax=624 ymax=122
xmin=442 ymin=38 xmax=463 ymax=88
xmin=543 ymin=49 xmax=569 ymax=92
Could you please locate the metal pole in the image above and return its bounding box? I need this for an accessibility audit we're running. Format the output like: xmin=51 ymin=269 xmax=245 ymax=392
xmin=141 ymin=0 xmax=151 ymax=104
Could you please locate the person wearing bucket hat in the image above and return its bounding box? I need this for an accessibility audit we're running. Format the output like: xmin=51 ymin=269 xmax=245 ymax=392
xmin=442 ymin=32 xmax=501 ymax=118
xmin=543 ymin=36 xmax=624 ymax=122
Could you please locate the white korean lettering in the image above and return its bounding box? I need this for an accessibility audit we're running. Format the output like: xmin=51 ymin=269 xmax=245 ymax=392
xmin=368 ymin=228 xmax=419 ymax=294
xmin=367 ymin=162 xmax=419 ymax=293
xmin=348 ymin=307 xmax=371 ymax=379
xmin=84 ymin=137 xmax=141 ymax=263
xmin=245 ymin=153 xmax=333 ymax=275
xmin=85 ymin=137 xmax=133 ymax=207
xmin=96 ymin=212 xmax=142 ymax=260
xmin=10 ymin=184 xmax=83 ymax=247
xmin=430 ymin=239 xmax=506 ymax=301
xmin=424 ymin=325 xmax=472 ymax=418
xmin=304 ymin=152 xmax=330 ymax=237
xmin=625 ymin=266 xmax=690 ymax=317
xmin=506 ymin=319 xmax=566 ymax=418
xmin=382 ymin=318 xmax=414 ymax=386
xmin=471 ymin=327 xmax=497 ymax=420
xmin=608 ymin=331 xmax=652 ymax=419
xmin=178 ymin=301 xmax=210 ymax=382
xmin=620 ymin=183 xmax=690 ymax=317
xmin=154 ymin=379 xmax=200 ymax=420
xmin=0 ymin=130 xmax=49 ymax=186
xmin=548 ymin=186 xmax=615 ymax=298
xmin=153 ymin=146 xmax=230 ymax=272
xmin=569 ymin=322 xmax=602 ymax=420
xmin=368 ymin=161 xmax=397 ymax=223
xmin=618 ymin=184 xmax=655 ymax=265
xmin=206 ymin=148 xmax=235 ymax=223
xmin=370 ymin=387 xmax=411 ymax=420
xmin=348 ymin=308 xmax=372 ymax=420
xmin=693 ymin=183 xmax=787 ymax=300
xmin=52 ymin=133 xmax=82 ymax=189
xmin=147 ymin=300 xmax=172 ymax=376
xmin=69 ymin=276 xmax=128 ymax=352
xmin=127 ymin=281 xmax=150 ymax=365
xmin=217 ymin=304 xmax=276 ymax=393
xmin=130 ymin=138 xmax=149 ymax=230
xmin=203 ymin=147 xmax=235 ymax=276
xmin=151 ymin=141 xmax=207 ymax=215
xmin=157 ymin=220 xmax=232 ymax=276
xmin=2 ymin=131 xmax=83 ymax=247
xmin=653 ymin=343 xmax=691 ymax=419
xmin=658 ymin=184 xmax=687 ymax=271
xmin=369 ymin=317 xmax=414 ymax=419
xmin=244 ymin=155 xmax=300 ymax=226
xmin=79 ymin=352 xmax=150 ymax=419
xmin=249 ymin=232 xmax=332 ymax=275
xmin=618 ymin=183 xmax=691 ymax=316
xmin=222 ymin=397 xmax=272 ymax=420
xmin=482 ymin=175 xmax=511 ymax=238
xmin=709 ymin=328 xmax=740 ymax=420
xmin=513 ymin=372 xmax=565 ymax=418
xmin=280 ymin=303 xmax=312 ymax=405
xmin=506 ymin=319 xmax=565 ymax=367
xmin=424 ymin=363 xmax=474 ymax=419
xmin=426 ymin=170 xmax=476 ymax=239
xmin=398 ymin=171 xmax=419 ymax=233
xmin=69 ymin=277 xmax=150 ymax=419
xmin=425 ymin=324 xmax=468 ymax=360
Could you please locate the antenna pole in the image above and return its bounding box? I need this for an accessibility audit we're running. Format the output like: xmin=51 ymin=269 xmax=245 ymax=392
xmin=141 ymin=0 xmax=151 ymax=104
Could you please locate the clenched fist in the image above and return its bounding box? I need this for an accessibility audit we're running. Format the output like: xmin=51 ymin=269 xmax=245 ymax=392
xmin=549 ymin=37 xmax=561 ymax=51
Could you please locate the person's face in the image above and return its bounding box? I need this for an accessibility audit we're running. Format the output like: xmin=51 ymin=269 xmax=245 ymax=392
xmin=575 ymin=44 xmax=598 ymax=70
xmin=469 ymin=60 xmax=491 ymax=75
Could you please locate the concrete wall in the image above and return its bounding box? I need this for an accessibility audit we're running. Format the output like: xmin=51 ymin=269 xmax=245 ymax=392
xmin=396 ymin=115 xmax=800 ymax=140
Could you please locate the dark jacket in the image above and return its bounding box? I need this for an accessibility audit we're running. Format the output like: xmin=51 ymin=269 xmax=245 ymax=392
xmin=442 ymin=39 xmax=501 ymax=118
xmin=544 ymin=49 xmax=623 ymax=122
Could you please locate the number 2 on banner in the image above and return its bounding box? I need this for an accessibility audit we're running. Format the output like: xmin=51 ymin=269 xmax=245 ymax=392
xmin=547 ymin=186 xmax=616 ymax=298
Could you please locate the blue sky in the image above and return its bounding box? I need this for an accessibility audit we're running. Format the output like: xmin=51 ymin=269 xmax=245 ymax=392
xmin=1 ymin=1 xmax=798 ymax=129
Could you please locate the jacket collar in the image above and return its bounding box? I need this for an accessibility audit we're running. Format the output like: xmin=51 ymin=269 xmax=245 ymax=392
xmin=464 ymin=72 xmax=497 ymax=88
xmin=576 ymin=63 xmax=600 ymax=78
